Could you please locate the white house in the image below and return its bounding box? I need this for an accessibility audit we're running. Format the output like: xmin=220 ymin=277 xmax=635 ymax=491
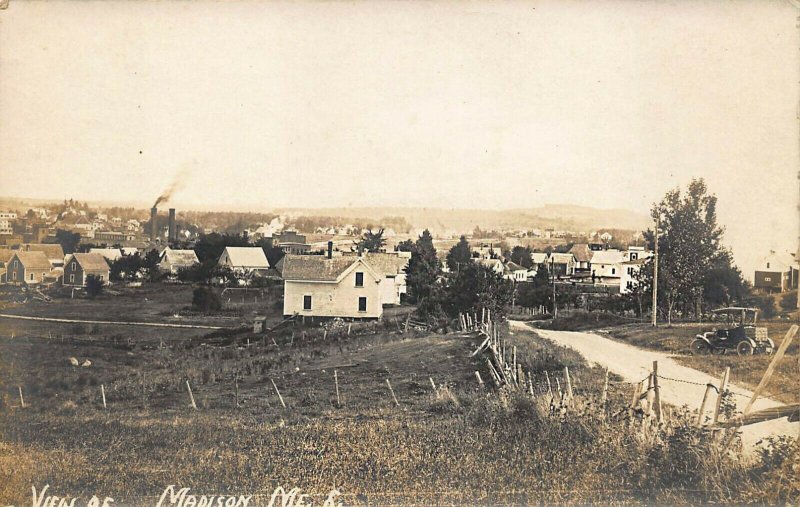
xmin=476 ymin=258 xmax=505 ymax=276
xmin=281 ymin=254 xmax=383 ymax=319
xmin=363 ymin=251 xmax=410 ymax=306
xmin=620 ymin=257 xmax=650 ymax=294
xmin=159 ymin=247 xmax=200 ymax=274
xmin=589 ymin=250 xmax=625 ymax=283
xmin=504 ymin=261 xmax=530 ymax=282
xmin=217 ymin=247 xmax=270 ymax=275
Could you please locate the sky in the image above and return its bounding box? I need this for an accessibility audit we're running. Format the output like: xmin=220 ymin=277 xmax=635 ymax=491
xmin=0 ymin=0 xmax=797 ymax=275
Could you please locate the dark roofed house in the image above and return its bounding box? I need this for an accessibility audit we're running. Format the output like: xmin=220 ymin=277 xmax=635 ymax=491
xmin=6 ymin=251 xmax=52 ymax=285
xmin=63 ymin=253 xmax=110 ymax=287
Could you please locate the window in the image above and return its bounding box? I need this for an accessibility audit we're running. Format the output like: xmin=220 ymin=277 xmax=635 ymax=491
xmin=71 ymin=261 xmax=76 ymax=271
xmin=12 ymin=271 xmax=17 ymax=281
xmin=764 ymin=276 xmax=771 ymax=282
xmin=303 ymin=295 xmax=312 ymax=310
xmin=13 ymin=260 xmax=18 ymax=269
xmin=766 ymin=262 xmax=770 ymax=269
xmin=358 ymin=297 xmax=367 ymax=312
xmin=611 ymin=268 xmax=616 ymax=275
xmin=30 ymin=273 xmax=34 ymax=281
xmin=355 ymin=272 xmax=364 ymax=287
xmin=69 ymin=274 xmax=75 ymax=283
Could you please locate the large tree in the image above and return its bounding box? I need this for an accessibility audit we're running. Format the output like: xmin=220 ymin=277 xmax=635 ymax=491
xmin=49 ymin=229 xmax=81 ymax=254
xmin=441 ymin=262 xmax=514 ymax=318
xmin=509 ymin=245 xmax=534 ymax=269
xmin=356 ymin=228 xmax=386 ymax=253
xmin=405 ymin=229 xmax=441 ymax=304
xmin=446 ymin=235 xmax=472 ymax=272
xmin=645 ymin=178 xmax=745 ymax=322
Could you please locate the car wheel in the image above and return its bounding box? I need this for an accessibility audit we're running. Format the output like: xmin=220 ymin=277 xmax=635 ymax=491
xmin=737 ymin=341 xmax=754 ymax=356
xmin=692 ymin=339 xmax=710 ymax=355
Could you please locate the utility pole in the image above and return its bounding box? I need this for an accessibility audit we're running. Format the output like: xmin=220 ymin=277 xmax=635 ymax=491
xmin=652 ymin=214 xmax=659 ymax=327
xmin=551 ymin=257 xmax=558 ymax=319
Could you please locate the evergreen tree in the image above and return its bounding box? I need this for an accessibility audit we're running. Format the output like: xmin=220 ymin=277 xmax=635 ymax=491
xmin=405 ymin=229 xmax=441 ymax=304
xmin=446 ymin=235 xmax=472 ymax=272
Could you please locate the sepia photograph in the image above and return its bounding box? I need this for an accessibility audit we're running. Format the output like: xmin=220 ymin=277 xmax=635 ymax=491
xmin=0 ymin=1 xmax=798 ymax=505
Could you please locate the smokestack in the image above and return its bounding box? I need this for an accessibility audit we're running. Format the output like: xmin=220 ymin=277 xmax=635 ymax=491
xmin=150 ymin=207 xmax=158 ymax=242
xmin=327 ymin=241 xmax=333 ymax=259
xmin=168 ymin=208 xmax=176 ymax=243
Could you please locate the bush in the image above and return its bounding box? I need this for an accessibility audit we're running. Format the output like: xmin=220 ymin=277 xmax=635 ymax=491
xmin=780 ymin=291 xmax=797 ymax=312
xmin=192 ymin=286 xmax=222 ymax=312
xmin=85 ymin=274 xmax=104 ymax=298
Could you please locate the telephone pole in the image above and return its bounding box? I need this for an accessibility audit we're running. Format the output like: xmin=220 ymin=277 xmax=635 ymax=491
xmin=652 ymin=214 xmax=659 ymax=327
xmin=551 ymin=258 xmax=558 ymax=319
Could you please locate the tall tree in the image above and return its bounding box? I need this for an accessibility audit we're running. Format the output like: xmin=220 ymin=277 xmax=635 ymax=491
xmin=645 ymin=178 xmax=740 ymax=322
xmin=49 ymin=229 xmax=81 ymax=254
xmin=357 ymin=228 xmax=386 ymax=253
xmin=405 ymin=229 xmax=441 ymax=304
xmin=509 ymin=246 xmax=534 ymax=268
xmin=446 ymin=236 xmax=472 ymax=272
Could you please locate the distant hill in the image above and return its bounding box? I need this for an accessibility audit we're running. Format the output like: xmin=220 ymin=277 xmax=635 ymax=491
xmin=273 ymin=205 xmax=651 ymax=234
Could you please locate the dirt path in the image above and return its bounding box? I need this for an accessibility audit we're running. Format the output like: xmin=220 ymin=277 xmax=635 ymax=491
xmin=509 ymin=321 xmax=799 ymax=453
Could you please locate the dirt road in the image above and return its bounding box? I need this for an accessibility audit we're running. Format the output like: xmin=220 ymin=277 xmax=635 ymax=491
xmin=509 ymin=321 xmax=799 ymax=452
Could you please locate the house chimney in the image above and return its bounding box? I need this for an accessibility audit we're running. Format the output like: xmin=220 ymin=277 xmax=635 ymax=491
xmin=168 ymin=208 xmax=176 ymax=243
xmin=327 ymin=241 xmax=333 ymax=259
xmin=150 ymin=207 xmax=158 ymax=242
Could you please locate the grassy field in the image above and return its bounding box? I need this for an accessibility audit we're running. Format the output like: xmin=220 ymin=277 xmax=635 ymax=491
xmin=1 ymin=286 xmax=798 ymax=505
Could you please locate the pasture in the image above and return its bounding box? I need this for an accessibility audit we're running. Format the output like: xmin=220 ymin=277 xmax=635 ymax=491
xmin=0 ymin=285 xmax=797 ymax=506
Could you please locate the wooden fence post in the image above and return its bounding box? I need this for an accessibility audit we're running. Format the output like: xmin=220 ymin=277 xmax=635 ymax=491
xmin=742 ymin=324 xmax=798 ymax=416
xmin=386 ymin=379 xmax=400 ymax=406
xmin=697 ymin=383 xmax=715 ymax=426
xmin=712 ymin=367 xmax=730 ymax=425
xmin=235 ymin=374 xmax=240 ymax=408
xmin=545 ymin=371 xmax=552 ymax=397
xmin=429 ymin=377 xmax=437 ymax=391
xmin=334 ymin=370 xmax=341 ymax=407
xmin=652 ymin=361 xmax=662 ymax=423
xmin=564 ymin=367 xmax=574 ymax=401
xmin=271 ymin=378 xmax=286 ymax=408
xmin=475 ymin=371 xmax=484 ymax=386
xmin=186 ymin=380 xmax=197 ymax=410
xmin=18 ymin=386 xmax=25 ymax=408
xmin=101 ymin=384 xmax=107 ymax=410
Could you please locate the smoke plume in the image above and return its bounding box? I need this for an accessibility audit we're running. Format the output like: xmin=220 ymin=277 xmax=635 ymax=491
xmin=153 ymin=167 xmax=191 ymax=208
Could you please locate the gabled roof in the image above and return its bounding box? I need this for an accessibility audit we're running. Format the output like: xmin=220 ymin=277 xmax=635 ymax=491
xmin=568 ymin=243 xmax=593 ymax=263
xmin=11 ymin=251 xmax=52 ymax=271
xmin=549 ymin=252 xmax=575 ymax=264
xmin=220 ymin=247 xmax=269 ymax=268
xmin=530 ymin=252 xmax=548 ymax=265
xmin=363 ymin=252 xmax=409 ymax=277
xmin=281 ymin=255 xmax=381 ymax=283
xmin=68 ymin=253 xmax=110 ymax=272
xmin=16 ymin=243 xmax=65 ymax=261
xmin=590 ymin=250 xmax=624 ymax=265
xmin=162 ymin=248 xmax=199 ymax=265
xmin=505 ymin=261 xmax=528 ymax=272
xmin=90 ymin=248 xmax=123 ymax=261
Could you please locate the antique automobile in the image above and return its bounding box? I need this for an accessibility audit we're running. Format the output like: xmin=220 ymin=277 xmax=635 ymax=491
xmin=691 ymin=307 xmax=774 ymax=356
